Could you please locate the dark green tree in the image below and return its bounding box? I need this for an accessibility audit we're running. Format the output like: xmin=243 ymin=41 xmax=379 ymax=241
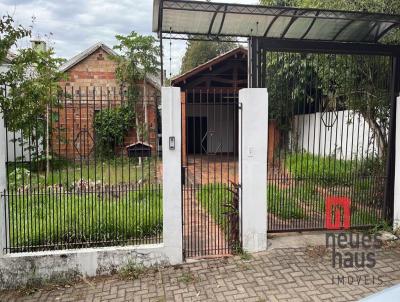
xmin=1 ymin=15 xmax=64 ymax=172
xmin=260 ymin=0 xmax=400 ymax=155
xmin=180 ymin=40 xmax=236 ymax=73
xmin=112 ymin=31 xmax=160 ymax=140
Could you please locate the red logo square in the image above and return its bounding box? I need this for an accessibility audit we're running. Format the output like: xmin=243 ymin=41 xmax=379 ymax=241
xmin=325 ymin=197 xmax=351 ymax=230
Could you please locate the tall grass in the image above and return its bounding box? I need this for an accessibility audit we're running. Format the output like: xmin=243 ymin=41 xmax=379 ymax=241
xmin=284 ymin=152 xmax=358 ymax=186
xmin=268 ymin=183 xmax=322 ymax=219
xmin=196 ymin=183 xmax=234 ymax=231
xmin=7 ymin=157 xmax=159 ymax=190
xmin=8 ymin=185 xmax=162 ymax=251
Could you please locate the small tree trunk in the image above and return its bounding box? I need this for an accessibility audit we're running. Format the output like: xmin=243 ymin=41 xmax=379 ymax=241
xmin=362 ymin=113 xmax=387 ymax=158
xmin=135 ymin=84 xmax=142 ymax=166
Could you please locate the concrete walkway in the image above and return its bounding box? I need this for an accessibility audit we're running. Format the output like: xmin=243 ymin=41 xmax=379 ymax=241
xmin=1 ymin=233 xmax=400 ymax=302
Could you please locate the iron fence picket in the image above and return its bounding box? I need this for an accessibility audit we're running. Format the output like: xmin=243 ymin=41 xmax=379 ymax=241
xmin=2 ymin=87 xmax=162 ymax=253
xmin=265 ymin=51 xmax=391 ymax=232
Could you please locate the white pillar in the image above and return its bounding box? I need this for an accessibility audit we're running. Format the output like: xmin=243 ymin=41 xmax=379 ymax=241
xmin=239 ymin=88 xmax=268 ymax=252
xmin=0 ymin=113 xmax=7 ymax=256
xmin=394 ymin=97 xmax=400 ymax=230
xmin=161 ymin=87 xmax=183 ymax=264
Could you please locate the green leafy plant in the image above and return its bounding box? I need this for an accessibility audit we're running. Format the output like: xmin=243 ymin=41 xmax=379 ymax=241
xmin=93 ymin=105 xmax=134 ymax=157
xmin=8 ymin=167 xmax=31 ymax=188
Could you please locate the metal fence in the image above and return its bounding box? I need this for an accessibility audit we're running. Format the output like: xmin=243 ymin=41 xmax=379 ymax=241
xmin=181 ymin=89 xmax=241 ymax=258
xmin=2 ymin=87 xmax=162 ymax=252
xmin=264 ymin=51 xmax=392 ymax=232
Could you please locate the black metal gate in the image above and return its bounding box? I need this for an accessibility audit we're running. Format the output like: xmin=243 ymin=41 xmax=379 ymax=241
xmin=254 ymin=46 xmax=395 ymax=232
xmin=181 ymin=89 xmax=241 ymax=258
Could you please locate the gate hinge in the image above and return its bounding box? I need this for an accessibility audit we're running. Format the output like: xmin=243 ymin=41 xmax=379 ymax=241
xmin=238 ymin=103 xmax=242 ymax=110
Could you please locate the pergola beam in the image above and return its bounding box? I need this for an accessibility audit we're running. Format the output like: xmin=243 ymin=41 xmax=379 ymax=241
xmin=257 ymin=38 xmax=400 ymax=56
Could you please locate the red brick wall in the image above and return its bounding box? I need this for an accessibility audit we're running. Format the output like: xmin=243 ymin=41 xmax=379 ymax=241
xmin=55 ymin=48 xmax=159 ymax=159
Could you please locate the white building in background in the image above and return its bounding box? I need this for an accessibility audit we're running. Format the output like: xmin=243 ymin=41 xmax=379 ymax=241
xmin=291 ymin=110 xmax=380 ymax=160
xmin=1 ymin=51 xmax=43 ymax=162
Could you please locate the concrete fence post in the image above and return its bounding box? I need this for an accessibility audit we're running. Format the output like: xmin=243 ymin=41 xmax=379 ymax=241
xmin=161 ymin=87 xmax=183 ymax=264
xmin=394 ymin=97 xmax=400 ymax=231
xmin=0 ymin=113 xmax=7 ymax=256
xmin=239 ymin=88 xmax=268 ymax=252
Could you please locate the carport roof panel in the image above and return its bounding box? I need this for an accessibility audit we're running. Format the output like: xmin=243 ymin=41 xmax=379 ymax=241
xmin=153 ymin=0 xmax=400 ymax=43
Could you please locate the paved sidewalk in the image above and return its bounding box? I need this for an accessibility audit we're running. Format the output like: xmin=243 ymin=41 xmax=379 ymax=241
xmin=1 ymin=241 xmax=400 ymax=302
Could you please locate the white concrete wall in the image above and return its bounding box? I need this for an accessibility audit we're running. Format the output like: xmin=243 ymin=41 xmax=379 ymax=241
xmin=239 ymin=88 xmax=268 ymax=252
xmin=161 ymin=87 xmax=183 ymax=264
xmin=394 ymin=97 xmax=400 ymax=231
xmin=187 ymin=103 xmax=236 ymax=153
xmin=292 ymin=110 xmax=380 ymax=160
xmin=0 ymin=244 xmax=171 ymax=290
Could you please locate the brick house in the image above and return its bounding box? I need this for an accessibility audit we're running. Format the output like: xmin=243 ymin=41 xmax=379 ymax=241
xmin=54 ymin=42 xmax=160 ymax=159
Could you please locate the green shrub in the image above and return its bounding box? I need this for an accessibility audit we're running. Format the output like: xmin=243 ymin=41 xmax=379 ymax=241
xmin=93 ymin=105 xmax=134 ymax=157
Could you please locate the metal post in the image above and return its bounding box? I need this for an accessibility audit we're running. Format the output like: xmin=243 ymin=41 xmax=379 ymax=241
xmin=0 ymin=113 xmax=7 ymax=255
xmin=385 ymin=56 xmax=400 ymax=224
xmin=159 ymin=33 xmax=164 ymax=87
xmin=249 ymin=37 xmax=259 ymax=88
xmin=394 ymin=97 xmax=400 ymax=230
xmin=248 ymin=38 xmax=252 ymax=88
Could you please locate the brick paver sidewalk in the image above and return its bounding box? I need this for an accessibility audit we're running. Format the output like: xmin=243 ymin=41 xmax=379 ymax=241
xmin=1 ymin=243 xmax=400 ymax=302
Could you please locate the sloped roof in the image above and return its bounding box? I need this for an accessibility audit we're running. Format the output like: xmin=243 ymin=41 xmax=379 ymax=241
xmin=59 ymin=42 xmax=161 ymax=89
xmin=171 ymin=46 xmax=247 ymax=85
xmin=59 ymin=42 xmax=117 ymax=72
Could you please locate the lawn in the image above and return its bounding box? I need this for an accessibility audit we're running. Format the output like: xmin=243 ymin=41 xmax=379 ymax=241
xmin=7 ymin=185 xmax=163 ymax=252
xmin=7 ymin=156 xmax=160 ymax=190
xmin=284 ymin=152 xmax=358 ymax=186
xmin=196 ymin=183 xmax=235 ymax=232
xmin=268 ymin=183 xmax=322 ymax=220
xmin=270 ymin=152 xmax=385 ymax=226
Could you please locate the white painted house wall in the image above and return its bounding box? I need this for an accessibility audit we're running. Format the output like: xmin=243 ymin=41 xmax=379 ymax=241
xmin=291 ymin=110 xmax=379 ymax=160
xmin=187 ymin=103 xmax=236 ymax=153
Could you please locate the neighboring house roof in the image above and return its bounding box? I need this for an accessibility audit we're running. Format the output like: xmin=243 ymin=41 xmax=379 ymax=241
xmin=171 ymin=46 xmax=247 ymax=86
xmin=59 ymin=42 xmax=161 ymax=90
xmin=146 ymin=72 xmax=161 ymax=90
xmin=59 ymin=42 xmax=117 ymax=72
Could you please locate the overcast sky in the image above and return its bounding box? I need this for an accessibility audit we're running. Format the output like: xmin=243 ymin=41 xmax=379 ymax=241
xmin=2 ymin=0 xmax=258 ymax=76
